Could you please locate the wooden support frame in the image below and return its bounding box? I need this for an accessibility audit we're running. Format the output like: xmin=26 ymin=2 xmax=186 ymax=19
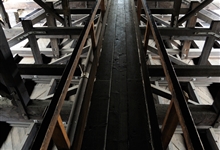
xmin=170 ymin=0 xmax=181 ymax=27
xmin=100 ymin=0 xmax=105 ymax=18
xmin=90 ymin=22 xmax=97 ymax=50
xmin=0 ymin=0 xmax=11 ymax=28
xmin=62 ymin=0 xmax=71 ymax=27
xmin=144 ymin=21 xmax=151 ymax=54
xmin=30 ymin=0 xmax=103 ymax=149
xmin=12 ymin=64 xmax=220 ymax=77
xmin=52 ymin=115 xmax=71 ymax=149
xmin=136 ymin=0 xmax=142 ymax=23
xmin=0 ymin=25 xmax=30 ymax=118
xmin=34 ymin=0 xmax=65 ymax=24
xmin=177 ymin=0 xmax=213 ymax=26
xmin=147 ymin=46 xmax=188 ymax=65
xmin=0 ymin=101 xmax=216 ymax=127
xmin=22 ymin=20 xmax=43 ymax=64
xmin=187 ymin=81 xmax=202 ymax=104
xmin=198 ymin=21 xmax=220 ymax=65
xmin=161 ymin=100 xmax=179 ymax=149
xmin=206 ymin=127 xmax=220 ymax=150
xmin=139 ymin=1 xmax=204 ymax=149
xmin=181 ymin=2 xmax=199 ymax=58
xmin=46 ymin=2 xmax=60 ymax=58
xmin=135 ymin=1 xmax=163 ymax=149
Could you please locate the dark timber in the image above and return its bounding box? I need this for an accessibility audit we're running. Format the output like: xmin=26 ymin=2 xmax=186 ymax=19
xmin=81 ymin=0 xmax=152 ymax=149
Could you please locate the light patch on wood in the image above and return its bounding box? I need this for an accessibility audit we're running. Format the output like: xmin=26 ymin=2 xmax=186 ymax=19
xmin=196 ymin=86 xmax=213 ymax=104
xmin=169 ymin=134 xmax=186 ymax=150
xmin=1 ymin=127 xmax=29 ymax=150
xmin=30 ymin=83 xmax=51 ymax=99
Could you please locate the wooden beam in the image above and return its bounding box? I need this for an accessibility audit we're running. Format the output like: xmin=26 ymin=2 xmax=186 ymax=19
xmin=34 ymin=0 xmax=65 ymax=24
xmin=39 ymin=85 xmax=78 ymax=100
xmin=52 ymin=115 xmax=70 ymax=150
xmin=100 ymin=0 xmax=106 ymax=18
xmin=22 ymin=20 xmax=43 ymax=64
xmin=137 ymin=0 xmax=142 ymax=23
xmin=198 ymin=21 xmax=220 ymax=65
xmin=206 ymin=127 xmax=220 ymax=150
xmin=161 ymin=101 xmax=179 ymax=149
xmin=144 ymin=21 xmax=151 ymax=54
xmin=14 ymin=9 xmax=46 ymax=28
xmin=30 ymin=0 xmax=102 ymax=148
xmin=11 ymin=45 xmax=89 ymax=58
xmin=62 ymin=0 xmax=71 ymax=27
xmin=13 ymin=64 xmax=220 ymax=77
xmin=198 ymin=9 xmax=220 ymax=24
xmin=177 ymin=0 xmax=213 ymax=25
xmin=45 ymin=79 xmax=57 ymax=96
xmin=136 ymin=1 xmax=163 ymax=148
xmin=151 ymin=84 xmax=172 ymax=100
xmin=90 ymin=22 xmax=97 ymax=50
xmin=0 ymin=102 xmax=217 ymax=127
xmin=0 ymin=26 xmax=30 ymax=118
xmin=46 ymin=2 xmax=60 ymax=58
xmin=147 ymin=46 xmax=188 ymax=65
xmin=141 ymin=1 xmax=204 ymax=149
xmin=187 ymin=81 xmax=202 ymax=104
xmin=170 ymin=0 xmax=181 ymax=27
xmin=0 ymin=0 xmax=11 ymax=28
xmin=3 ymin=1 xmax=40 ymax=10
xmin=181 ymin=2 xmax=199 ymax=58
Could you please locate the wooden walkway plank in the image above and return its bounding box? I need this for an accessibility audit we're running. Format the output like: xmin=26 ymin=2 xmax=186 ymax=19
xmin=81 ymin=0 xmax=116 ymax=149
xmin=106 ymin=0 xmax=128 ymax=148
xmin=82 ymin=0 xmax=151 ymax=149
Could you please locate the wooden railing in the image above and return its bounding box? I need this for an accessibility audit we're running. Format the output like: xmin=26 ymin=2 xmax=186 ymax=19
xmin=136 ymin=0 xmax=206 ymax=149
xmin=29 ymin=0 xmax=106 ymax=149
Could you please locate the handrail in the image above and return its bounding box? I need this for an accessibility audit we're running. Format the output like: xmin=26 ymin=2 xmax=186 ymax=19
xmin=138 ymin=0 xmax=204 ymax=149
xmin=30 ymin=0 xmax=103 ymax=149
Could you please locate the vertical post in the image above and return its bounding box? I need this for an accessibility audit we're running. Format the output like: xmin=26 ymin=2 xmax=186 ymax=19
xmin=22 ymin=20 xmax=43 ymax=64
xmin=212 ymin=88 xmax=220 ymax=127
xmin=62 ymin=0 xmax=71 ymax=27
xmin=198 ymin=21 xmax=220 ymax=65
xmin=0 ymin=25 xmax=30 ymax=118
xmin=170 ymin=0 xmax=181 ymax=27
xmin=154 ymin=81 xmax=163 ymax=104
xmin=0 ymin=0 xmax=11 ymax=28
xmin=137 ymin=0 xmax=142 ymax=23
xmin=46 ymin=2 xmax=60 ymax=58
xmin=181 ymin=2 xmax=199 ymax=58
xmin=90 ymin=22 xmax=97 ymax=50
xmin=100 ymin=0 xmax=105 ymax=18
xmin=144 ymin=21 xmax=151 ymax=54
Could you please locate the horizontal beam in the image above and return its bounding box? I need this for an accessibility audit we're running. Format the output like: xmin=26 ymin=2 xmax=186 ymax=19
xmin=15 ymin=64 xmax=220 ymax=77
xmin=11 ymin=48 xmax=84 ymax=57
xmin=55 ymin=9 xmax=100 ymax=14
xmin=0 ymin=100 xmax=73 ymax=123
xmin=0 ymin=102 xmax=216 ymax=126
xmin=140 ymin=26 xmax=215 ymax=36
xmin=9 ymin=47 xmax=220 ymax=58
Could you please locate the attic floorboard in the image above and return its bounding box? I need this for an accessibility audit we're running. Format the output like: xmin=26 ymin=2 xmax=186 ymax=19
xmin=81 ymin=0 xmax=151 ymax=149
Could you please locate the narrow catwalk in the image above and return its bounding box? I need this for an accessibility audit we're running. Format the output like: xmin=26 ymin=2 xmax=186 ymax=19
xmin=81 ymin=0 xmax=152 ymax=149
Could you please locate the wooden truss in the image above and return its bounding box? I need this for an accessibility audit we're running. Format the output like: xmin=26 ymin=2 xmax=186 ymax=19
xmin=0 ymin=0 xmax=220 ymax=149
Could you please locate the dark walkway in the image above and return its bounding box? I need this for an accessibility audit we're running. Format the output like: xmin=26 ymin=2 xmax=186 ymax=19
xmin=81 ymin=0 xmax=152 ymax=149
